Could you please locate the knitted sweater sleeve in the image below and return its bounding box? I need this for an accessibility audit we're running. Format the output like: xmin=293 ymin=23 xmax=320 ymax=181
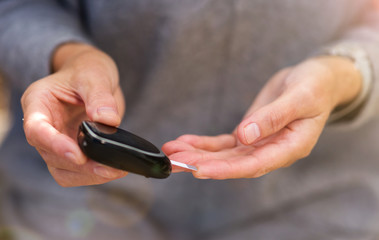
xmin=0 ymin=0 xmax=90 ymax=91
xmin=323 ymin=7 xmax=379 ymax=127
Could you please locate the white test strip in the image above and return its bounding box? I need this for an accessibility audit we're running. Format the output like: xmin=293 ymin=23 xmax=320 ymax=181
xmin=170 ymin=160 xmax=198 ymax=171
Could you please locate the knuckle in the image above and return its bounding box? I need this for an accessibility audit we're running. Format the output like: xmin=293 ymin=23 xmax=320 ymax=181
xmin=296 ymin=81 xmax=328 ymax=114
xmin=23 ymin=120 xmax=37 ymax=146
xmin=299 ymin=86 xmax=318 ymax=106
xmin=74 ymin=65 xmax=113 ymax=88
xmin=266 ymin=110 xmax=285 ymax=132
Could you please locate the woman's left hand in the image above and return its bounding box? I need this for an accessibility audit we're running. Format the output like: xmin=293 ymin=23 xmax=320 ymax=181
xmin=162 ymin=56 xmax=362 ymax=179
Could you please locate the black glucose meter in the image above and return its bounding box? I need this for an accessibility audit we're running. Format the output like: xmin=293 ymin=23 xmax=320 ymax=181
xmin=78 ymin=121 xmax=172 ymax=179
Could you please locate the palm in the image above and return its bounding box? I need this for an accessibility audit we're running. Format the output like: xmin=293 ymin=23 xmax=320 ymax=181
xmin=44 ymin=92 xmax=87 ymax=139
xmin=162 ymin=60 xmax=341 ymax=179
xmin=164 ymin=115 xmax=325 ymax=179
xmin=21 ymin=43 xmax=129 ymax=186
xmin=25 ymin=75 xmax=87 ymax=140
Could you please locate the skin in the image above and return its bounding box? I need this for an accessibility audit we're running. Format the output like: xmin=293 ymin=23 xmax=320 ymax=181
xmin=163 ymin=56 xmax=363 ymax=179
xmin=21 ymin=42 xmax=362 ymax=186
xmin=21 ymin=43 xmax=128 ymax=187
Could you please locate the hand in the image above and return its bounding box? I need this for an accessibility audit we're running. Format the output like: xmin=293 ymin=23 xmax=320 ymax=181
xmin=163 ymin=56 xmax=363 ymax=179
xmin=21 ymin=43 xmax=127 ymax=187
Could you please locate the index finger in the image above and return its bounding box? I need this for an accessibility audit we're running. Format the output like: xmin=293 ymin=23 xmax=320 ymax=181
xmin=23 ymin=100 xmax=86 ymax=165
xmin=194 ymin=118 xmax=325 ymax=179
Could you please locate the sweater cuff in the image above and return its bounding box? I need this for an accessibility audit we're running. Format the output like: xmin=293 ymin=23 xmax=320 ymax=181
xmin=320 ymin=43 xmax=374 ymax=124
xmin=0 ymin=1 xmax=91 ymax=91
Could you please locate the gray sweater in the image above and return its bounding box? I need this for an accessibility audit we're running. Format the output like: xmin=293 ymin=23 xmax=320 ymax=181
xmin=1 ymin=0 xmax=379 ymax=239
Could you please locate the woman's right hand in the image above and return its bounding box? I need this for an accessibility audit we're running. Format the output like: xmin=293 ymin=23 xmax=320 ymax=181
xmin=21 ymin=43 xmax=128 ymax=187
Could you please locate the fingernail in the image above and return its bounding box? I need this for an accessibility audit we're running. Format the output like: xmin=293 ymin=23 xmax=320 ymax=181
xmin=94 ymin=165 xmax=121 ymax=179
xmin=244 ymin=123 xmax=260 ymax=144
xmin=96 ymin=107 xmax=118 ymax=120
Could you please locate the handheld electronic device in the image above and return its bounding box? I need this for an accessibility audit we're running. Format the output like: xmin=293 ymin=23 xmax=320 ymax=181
xmin=77 ymin=121 xmax=197 ymax=179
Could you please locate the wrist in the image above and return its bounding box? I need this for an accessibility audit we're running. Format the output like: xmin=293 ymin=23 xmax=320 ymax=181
xmin=318 ymin=43 xmax=373 ymax=123
xmin=316 ymin=56 xmax=363 ymax=108
xmin=52 ymin=42 xmax=95 ymax=72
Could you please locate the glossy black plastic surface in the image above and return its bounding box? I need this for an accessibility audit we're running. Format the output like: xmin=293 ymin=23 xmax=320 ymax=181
xmin=77 ymin=121 xmax=172 ymax=179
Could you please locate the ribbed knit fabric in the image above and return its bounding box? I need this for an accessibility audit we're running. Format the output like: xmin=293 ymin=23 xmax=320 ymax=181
xmin=0 ymin=1 xmax=379 ymax=239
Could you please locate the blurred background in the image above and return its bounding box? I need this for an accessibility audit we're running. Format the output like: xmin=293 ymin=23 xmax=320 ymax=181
xmin=0 ymin=73 xmax=10 ymax=146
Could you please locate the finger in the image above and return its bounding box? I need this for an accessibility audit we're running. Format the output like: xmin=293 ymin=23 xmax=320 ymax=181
xmin=48 ymin=166 xmax=128 ymax=187
xmin=38 ymin=149 xmax=84 ymax=171
xmin=243 ymin=68 xmax=293 ymax=116
xmin=237 ymin=91 xmax=310 ymax=145
xmin=168 ymin=146 xmax=252 ymax=173
xmin=192 ymin=156 xmax=260 ymax=180
xmin=176 ymin=134 xmax=236 ymax=152
xmin=114 ymin=87 xmax=126 ymax=118
xmin=162 ymin=140 xmax=196 ymax=156
xmin=39 ymin=149 xmax=128 ymax=179
xmin=192 ymin=142 xmax=288 ymax=179
xmin=75 ymin=70 xmax=121 ymax=126
xmin=163 ymin=136 xmax=236 ymax=173
xmin=23 ymin=104 xmax=87 ymax=165
xmin=169 ymin=151 xmax=203 ymax=173
xmin=195 ymin=119 xmax=323 ymax=179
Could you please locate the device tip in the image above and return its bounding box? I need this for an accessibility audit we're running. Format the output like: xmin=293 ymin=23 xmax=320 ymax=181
xmin=170 ymin=160 xmax=198 ymax=171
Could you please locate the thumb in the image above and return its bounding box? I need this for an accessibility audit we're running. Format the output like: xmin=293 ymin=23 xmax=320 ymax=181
xmin=237 ymin=96 xmax=301 ymax=145
xmin=78 ymin=78 xmax=121 ymax=126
